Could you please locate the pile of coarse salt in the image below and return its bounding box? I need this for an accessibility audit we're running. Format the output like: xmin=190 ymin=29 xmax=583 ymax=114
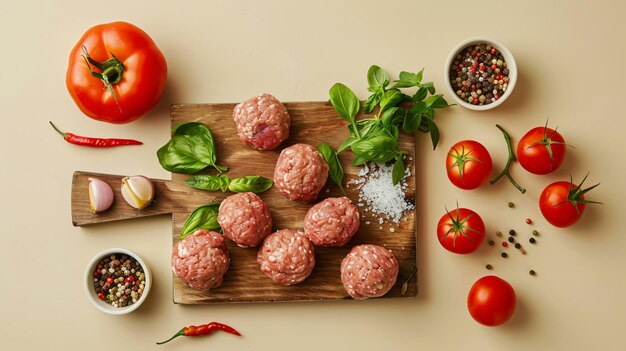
xmin=348 ymin=161 xmax=415 ymax=226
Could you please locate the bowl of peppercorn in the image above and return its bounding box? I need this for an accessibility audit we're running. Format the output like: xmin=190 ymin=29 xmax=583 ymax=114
xmin=445 ymin=37 xmax=517 ymax=110
xmin=84 ymin=248 xmax=152 ymax=315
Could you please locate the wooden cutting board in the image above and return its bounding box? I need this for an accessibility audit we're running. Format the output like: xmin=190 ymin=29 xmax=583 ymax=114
xmin=71 ymin=101 xmax=418 ymax=304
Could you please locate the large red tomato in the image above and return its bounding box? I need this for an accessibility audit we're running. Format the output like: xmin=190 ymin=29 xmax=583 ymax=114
xmin=539 ymin=174 xmax=601 ymax=228
xmin=66 ymin=22 xmax=167 ymax=124
xmin=446 ymin=140 xmax=493 ymax=190
xmin=467 ymin=275 xmax=516 ymax=326
xmin=437 ymin=207 xmax=485 ymax=254
xmin=516 ymin=122 xmax=566 ymax=175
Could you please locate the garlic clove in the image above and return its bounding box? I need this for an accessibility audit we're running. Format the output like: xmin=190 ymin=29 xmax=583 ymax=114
xmin=121 ymin=175 xmax=155 ymax=210
xmin=88 ymin=177 xmax=114 ymax=213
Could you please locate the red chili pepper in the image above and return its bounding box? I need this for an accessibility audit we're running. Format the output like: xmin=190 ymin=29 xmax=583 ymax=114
xmin=156 ymin=322 xmax=241 ymax=345
xmin=49 ymin=121 xmax=142 ymax=147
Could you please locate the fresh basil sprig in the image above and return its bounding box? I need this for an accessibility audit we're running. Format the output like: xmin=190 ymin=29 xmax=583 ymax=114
xmin=318 ymin=143 xmax=346 ymax=195
xmin=328 ymin=65 xmax=453 ymax=184
xmin=157 ymin=122 xmax=227 ymax=174
xmin=180 ymin=203 xmax=221 ymax=239
xmin=186 ymin=174 xmax=273 ymax=193
xmin=392 ymin=154 xmax=405 ymax=185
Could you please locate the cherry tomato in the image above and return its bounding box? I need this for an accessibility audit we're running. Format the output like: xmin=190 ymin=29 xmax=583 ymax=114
xmin=446 ymin=140 xmax=492 ymax=190
xmin=539 ymin=174 xmax=601 ymax=228
xmin=66 ymin=22 xmax=168 ymax=124
xmin=516 ymin=122 xmax=566 ymax=174
xmin=467 ymin=275 xmax=516 ymax=326
xmin=437 ymin=207 xmax=485 ymax=254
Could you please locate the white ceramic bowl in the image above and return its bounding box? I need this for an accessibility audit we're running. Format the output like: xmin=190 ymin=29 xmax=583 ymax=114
xmin=84 ymin=248 xmax=152 ymax=315
xmin=444 ymin=37 xmax=517 ymax=111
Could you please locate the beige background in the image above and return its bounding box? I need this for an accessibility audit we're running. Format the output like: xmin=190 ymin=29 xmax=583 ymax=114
xmin=1 ymin=0 xmax=625 ymax=350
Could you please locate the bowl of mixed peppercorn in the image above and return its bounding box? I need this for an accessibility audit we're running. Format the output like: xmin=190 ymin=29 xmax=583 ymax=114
xmin=445 ymin=37 xmax=517 ymax=110
xmin=84 ymin=248 xmax=152 ymax=315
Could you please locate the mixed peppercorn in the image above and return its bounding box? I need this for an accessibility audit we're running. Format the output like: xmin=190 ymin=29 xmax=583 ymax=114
xmin=449 ymin=43 xmax=511 ymax=106
xmin=93 ymin=254 xmax=146 ymax=308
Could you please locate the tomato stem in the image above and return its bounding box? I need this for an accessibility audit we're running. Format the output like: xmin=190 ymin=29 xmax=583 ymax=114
xmin=490 ymin=124 xmax=526 ymax=194
xmin=81 ymin=45 xmax=124 ymax=115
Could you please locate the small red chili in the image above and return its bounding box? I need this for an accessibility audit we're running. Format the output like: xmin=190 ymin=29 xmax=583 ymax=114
xmin=526 ymin=218 xmax=532 ymax=224
xmin=157 ymin=322 xmax=241 ymax=345
xmin=50 ymin=121 xmax=142 ymax=148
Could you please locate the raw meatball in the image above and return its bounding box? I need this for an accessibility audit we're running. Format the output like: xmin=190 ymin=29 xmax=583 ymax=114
xmin=340 ymin=244 xmax=399 ymax=299
xmin=257 ymin=229 xmax=315 ymax=285
xmin=233 ymin=93 xmax=291 ymax=150
xmin=217 ymin=192 xmax=272 ymax=247
xmin=171 ymin=229 xmax=230 ymax=291
xmin=274 ymin=143 xmax=329 ymax=202
xmin=304 ymin=197 xmax=360 ymax=247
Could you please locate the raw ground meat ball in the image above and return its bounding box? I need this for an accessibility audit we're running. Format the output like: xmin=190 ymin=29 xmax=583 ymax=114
xmin=340 ymin=244 xmax=399 ymax=299
xmin=257 ymin=229 xmax=315 ymax=285
xmin=273 ymin=143 xmax=329 ymax=202
xmin=304 ymin=197 xmax=360 ymax=247
xmin=217 ymin=192 xmax=272 ymax=247
xmin=171 ymin=229 xmax=230 ymax=291
xmin=233 ymin=93 xmax=291 ymax=150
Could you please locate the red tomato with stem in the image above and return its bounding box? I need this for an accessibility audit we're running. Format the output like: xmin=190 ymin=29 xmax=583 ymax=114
xmin=467 ymin=275 xmax=516 ymax=326
xmin=539 ymin=174 xmax=601 ymax=227
xmin=516 ymin=121 xmax=567 ymax=174
xmin=446 ymin=140 xmax=492 ymax=190
xmin=437 ymin=206 xmax=485 ymax=254
xmin=66 ymin=22 xmax=168 ymax=124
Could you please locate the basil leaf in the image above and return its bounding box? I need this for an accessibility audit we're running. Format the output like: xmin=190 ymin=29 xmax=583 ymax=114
xmin=180 ymin=203 xmax=221 ymax=239
xmin=157 ymin=122 xmax=227 ymax=174
xmin=381 ymin=107 xmax=398 ymax=127
xmin=431 ymin=95 xmax=453 ymax=109
xmin=379 ymin=90 xmax=405 ymax=112
xmin=422 ymin=82 xmax=435 ymax=94
xmin=351 ymin=135 xmax=399 ymax=163
xmin=358 ymin=119 xmax=379 ymax=137
xmin=389 ymin=124 xmax=400 ymax=141
xmin=425 ymin=94 xmax=445 ymax=108
xmin=352 ymin=155 xmax=367 ymax=166
xmin=428 ymin=119 xmax=440 ymax=150
xmin=228 ymin=176 xmax=274 ymax=193
xmin=329 ymin=83 xmax=360 ymax=123
xmin=338 ymin=135 xmax=359 ymax=153
xmin=186 ymin=175 xmax=231 ymax=192
xmin=367 ymin=65 xmax=389 ymax=91
xmin=412 ymin=87 xmax=428 ymax=102
xmin=403 ymin=101 xmax=425 ymax=133
xmin=392 ymin=155 xmax=405 ymax=185
xmin=318 ymin=143 xmax=345 ymax=195
xmin=364 ymin=91 xmax=382 ymax=114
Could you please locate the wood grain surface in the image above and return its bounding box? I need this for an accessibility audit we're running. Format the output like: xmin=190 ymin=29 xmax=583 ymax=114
xmin=70 ymin=101 xmax=418 ymax=304
xmin=170 ymin=101 xmax=417 ymax=303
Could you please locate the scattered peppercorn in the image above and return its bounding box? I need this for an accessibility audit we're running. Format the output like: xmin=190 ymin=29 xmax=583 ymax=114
xmin=520 ymin=249 xmax=527 ymax=255
xmin=502 ymin=242 xmax=508 ymax=248
xmin=488 ymin=240 xmax=495 ymax=246
xmin=486 ymin=264 xmax=493 ymax=270
xmin=508 ymin=236 xmax=515 ymax=243
xmin=532 ymin=230 xmax=539 ymax=236
xmin=529 ymin=270 xmax=536 ymax=276
xmin=529 ymin=237 xmax=536 ymax=244
xmin=501 ymin=252 xmax=508 ymax=258
xmin=526 ymin=218 xmax=532 ymax=224
xmin=496 ymin=231 xmax=503 ymax=237
xmin=507 ymin=202 xmax=515 ymax=208
xmin=509 ymin=229 xmax=516 ymax=236
xmin=514 ymin=243 xmax=521 ymax=249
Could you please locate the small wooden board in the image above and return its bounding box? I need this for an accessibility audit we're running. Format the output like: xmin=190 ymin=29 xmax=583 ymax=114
xmin=71 ymin=101 xmax=418 ymax=304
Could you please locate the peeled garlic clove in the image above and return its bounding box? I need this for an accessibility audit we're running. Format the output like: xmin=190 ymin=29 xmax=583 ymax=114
xmin=121 ymin=175 xmax=155 ymax=210
xmin=88 ymin=178 xmax=114 ymax=213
